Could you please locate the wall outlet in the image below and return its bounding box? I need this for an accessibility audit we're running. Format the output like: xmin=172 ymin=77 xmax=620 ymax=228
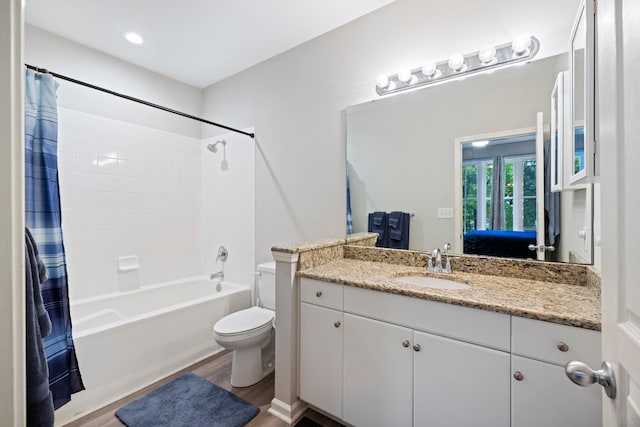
xmin=438 ymin=207 xmax=454 ymax=219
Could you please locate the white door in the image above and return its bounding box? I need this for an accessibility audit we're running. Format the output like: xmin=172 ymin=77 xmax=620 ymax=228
xmin=585 ymin=0 xmax=640 ymax=425
xmin=413 ymin=331 xmax=510 ymax=427
xmin=299 ymin=303 xmax=343 ymax=419
xmin=534 ymin=111 xmax=548 ymax=261
xmin=343 ymin=313 xmax=413 ymax=427
xmin=512 ymin=355 xmax=601 ymax=427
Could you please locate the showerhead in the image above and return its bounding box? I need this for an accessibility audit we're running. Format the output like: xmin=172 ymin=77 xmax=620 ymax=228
xmin=207 ymin=139 xmax=226 ymax=153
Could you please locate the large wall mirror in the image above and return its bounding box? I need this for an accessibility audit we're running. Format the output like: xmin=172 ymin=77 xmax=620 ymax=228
xmin=346 ymin=53 xmax=594 ymax=264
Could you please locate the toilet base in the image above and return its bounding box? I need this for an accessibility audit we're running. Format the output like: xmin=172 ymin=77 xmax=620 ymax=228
xmin=230 ymin=331 xmax=275 ymax=387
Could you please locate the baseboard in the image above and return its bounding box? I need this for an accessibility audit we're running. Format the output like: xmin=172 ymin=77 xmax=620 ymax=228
xmin=268 ymin=398 xmax=307 ymax=425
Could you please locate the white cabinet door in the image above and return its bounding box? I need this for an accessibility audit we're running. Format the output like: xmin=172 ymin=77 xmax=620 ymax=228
xmin=511 ymin=355 xmax=601 ymax=427
xmin=343 ymin=313 xmax=413 ymax=427
xmin=413 ymin=331 xmax=510 ymax=427
xmin=299 ymin=302 xmax=343 ymax=419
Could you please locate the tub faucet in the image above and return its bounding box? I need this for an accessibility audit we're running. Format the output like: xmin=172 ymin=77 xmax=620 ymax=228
xmin=210 ymin=270 xmax=224 ymax=292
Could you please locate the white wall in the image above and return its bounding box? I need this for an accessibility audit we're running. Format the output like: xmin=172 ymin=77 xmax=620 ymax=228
xmin=200 ymin=0 xmax=583 ymax=263
xmin=58 ymin=108 xmax=202 ymax=300
xmin=25 ymin=25 xmax=203 ymax=138
xmin=201 ymin=129 xmax=256 ymax=290
xmin=346 ymin=55 xmax=564 ymax=252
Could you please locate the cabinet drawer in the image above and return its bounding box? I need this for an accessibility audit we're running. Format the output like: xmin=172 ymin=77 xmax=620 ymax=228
xmin=511 ymin=316 xmax=601 ymax=367
xmin=300 ymin=278 xmax=343 ymax=310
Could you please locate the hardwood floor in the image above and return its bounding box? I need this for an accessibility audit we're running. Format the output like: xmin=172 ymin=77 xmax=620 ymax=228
xmin=63 ymin=350 xmax=343 ymax=427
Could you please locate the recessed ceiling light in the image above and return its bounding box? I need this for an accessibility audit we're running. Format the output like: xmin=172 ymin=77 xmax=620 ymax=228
xmin=124 ymin=32 xmax=144 ymax=45
xmin=472 ymin=140 xmax=490 ymax=147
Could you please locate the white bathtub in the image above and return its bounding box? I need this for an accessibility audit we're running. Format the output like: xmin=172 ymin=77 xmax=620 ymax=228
xmin=54 ymin=277 xmax=250 ymax=425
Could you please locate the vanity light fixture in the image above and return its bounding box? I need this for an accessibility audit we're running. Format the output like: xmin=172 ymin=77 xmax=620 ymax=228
xmin=375 ymin=35 xmax=540 ymax=96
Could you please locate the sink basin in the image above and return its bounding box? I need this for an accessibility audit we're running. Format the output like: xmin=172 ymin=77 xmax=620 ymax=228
xmin=395 ymin=275 xmax=470 ymax=290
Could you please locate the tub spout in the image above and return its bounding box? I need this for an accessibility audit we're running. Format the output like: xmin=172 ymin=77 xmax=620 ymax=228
xmin=210 ymin=271 xmax=224 ymax=292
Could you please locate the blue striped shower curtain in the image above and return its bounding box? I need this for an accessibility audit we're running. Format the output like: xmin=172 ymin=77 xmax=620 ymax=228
xmin=25 ymin=68 xmax=84 ymax=408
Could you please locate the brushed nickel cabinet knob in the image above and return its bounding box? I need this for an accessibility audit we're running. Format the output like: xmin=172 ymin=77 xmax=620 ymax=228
xmin=402 ymin=340 xmax=410 ymax=348
xmin=513 ymin=371 xmax=524 ymax=381
xmin=413 ymin=344 xmax=421 ymax=352
xmin=316 ymin=291 xmax=322 ymax=297
xmin=334 ymin=321 xmax=341 ymax=328
xmin=557 ymin=342 xmax=570 ymax=352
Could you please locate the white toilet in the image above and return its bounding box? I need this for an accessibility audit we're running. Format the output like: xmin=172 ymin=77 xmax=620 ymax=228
xmin=213 ymin=261 xmax=276 ymax=387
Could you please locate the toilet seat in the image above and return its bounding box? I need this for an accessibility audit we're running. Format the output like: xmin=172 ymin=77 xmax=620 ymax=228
xmin=213 ymin=306 xmax=274 ymax=337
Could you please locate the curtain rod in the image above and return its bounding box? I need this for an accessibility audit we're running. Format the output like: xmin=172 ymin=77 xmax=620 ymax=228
xmin=24 ymin=64 xmax=255 ymax=139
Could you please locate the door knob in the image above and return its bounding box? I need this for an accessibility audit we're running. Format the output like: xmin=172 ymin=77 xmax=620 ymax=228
xmin=565 ymin=360 xmax=616 ymax=399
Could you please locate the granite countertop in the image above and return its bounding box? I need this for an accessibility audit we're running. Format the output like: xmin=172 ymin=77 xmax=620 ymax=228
xmin=297 ymin=258 xmax=601 ymax=331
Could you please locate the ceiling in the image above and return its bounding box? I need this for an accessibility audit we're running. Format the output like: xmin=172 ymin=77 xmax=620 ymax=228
xmin=24 ymin=0 xmax=396 ymax=88
xmin=24 ymin=0 xmax=580 ymax=90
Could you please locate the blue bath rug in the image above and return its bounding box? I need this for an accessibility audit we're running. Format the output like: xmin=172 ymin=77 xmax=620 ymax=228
xmin=115 ymin=372 xmax=259 ymax=427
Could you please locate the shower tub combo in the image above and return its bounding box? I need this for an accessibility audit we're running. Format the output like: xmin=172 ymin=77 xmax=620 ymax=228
xmin=54 ymin=277 xmax=249 ymax=424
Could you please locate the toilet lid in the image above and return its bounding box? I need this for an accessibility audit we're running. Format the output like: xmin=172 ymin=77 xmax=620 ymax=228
xmin=214 ymin=306 xmax=274 ymax=336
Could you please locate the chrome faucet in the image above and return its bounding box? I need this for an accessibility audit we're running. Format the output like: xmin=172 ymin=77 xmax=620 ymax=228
xmin=432 ymin=248 xmax=442 ymax=273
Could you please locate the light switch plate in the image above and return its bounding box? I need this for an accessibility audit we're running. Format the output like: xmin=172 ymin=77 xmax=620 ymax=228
xmin=438 ymin=207 xmax=454 ymax=219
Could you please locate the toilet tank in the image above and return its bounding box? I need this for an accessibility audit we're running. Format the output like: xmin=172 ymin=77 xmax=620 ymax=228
xmin=256 ymin=261 xmax=276 ymax=310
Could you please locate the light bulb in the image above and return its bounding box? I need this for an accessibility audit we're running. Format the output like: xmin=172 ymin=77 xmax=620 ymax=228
xmin=376 ymin=74 xmax=389 ymax=89
xmin=448 ymin=53 xmax=465 ymax=72
xmin=478 ymin=45 xmax=497 ymax=64
xmin=512 ymin=34 xmax=531 ymax=55
xmin=421 ymin=62 xmax=437 ymax=77
xmin=398 ymin=69 xmax=412 ymax=83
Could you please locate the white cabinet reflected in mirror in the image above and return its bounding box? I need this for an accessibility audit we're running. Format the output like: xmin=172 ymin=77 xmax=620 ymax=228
xmin=568 ymin=0 xmax=596 ymax=184
xmin=550 ymin=71 xmax=567 ymax=192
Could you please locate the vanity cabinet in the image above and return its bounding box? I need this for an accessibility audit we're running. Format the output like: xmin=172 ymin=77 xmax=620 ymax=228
xmin=511 ymin=316 xmax=602 ymax=427
xmin=342 ymin=313 xmax=511 ymax=427
xmin=298 ymin=279 xmax=601 ymax=427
